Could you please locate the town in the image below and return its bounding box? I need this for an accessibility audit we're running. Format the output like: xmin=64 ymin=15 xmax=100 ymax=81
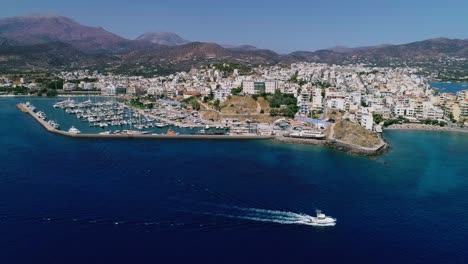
xmin=4 ymin=62 xmax=468 ymax=153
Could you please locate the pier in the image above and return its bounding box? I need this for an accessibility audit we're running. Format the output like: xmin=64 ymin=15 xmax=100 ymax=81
xmin=17 ymin=103 xmax=275 ymax=140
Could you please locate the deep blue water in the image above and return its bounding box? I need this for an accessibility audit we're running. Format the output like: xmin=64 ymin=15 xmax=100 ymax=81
xmin=1 ymin=97 xmax=468 ymax=263
xmin=430 ymin=82 xmax=468 ymax=94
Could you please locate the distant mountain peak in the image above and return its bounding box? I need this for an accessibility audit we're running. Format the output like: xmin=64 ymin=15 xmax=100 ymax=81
xmin=0 ymin=14 xmax=128 ymax=53
xmin=136 ymin=32 xmax=189 ymax=46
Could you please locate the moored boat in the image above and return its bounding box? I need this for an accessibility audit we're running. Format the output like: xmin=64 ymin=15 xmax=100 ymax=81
xmin=68 ymin=126 xmax=81 ymax=134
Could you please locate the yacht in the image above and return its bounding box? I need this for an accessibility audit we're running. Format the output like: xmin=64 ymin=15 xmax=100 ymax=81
xmin=290 ymin=130 xmax=326 ymax=139
xmin=301 ymin=210 xmax=336 ymax=226
xmin=47 ymin=120 xmax=60 ymax=130
xmin=53 ymin=98 xmax=75 ymax=108
xmin=68 ymin=126 xmax=81 ymax=134
xmin=37 ymin=111 xmax=46 ymax=120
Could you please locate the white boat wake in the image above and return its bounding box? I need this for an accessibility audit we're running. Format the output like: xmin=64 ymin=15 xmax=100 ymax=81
xmin=200 ymin=205 xmax=336 ymax=227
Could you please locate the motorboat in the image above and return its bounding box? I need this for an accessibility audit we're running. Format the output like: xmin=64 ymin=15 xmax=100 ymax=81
xmin=47 ymin=120 xmax=60 ymax=130
xmin=68 ymin=126 xmax=81 ymax=134
xmin=301 ymin=210 xmax=336 ymax=226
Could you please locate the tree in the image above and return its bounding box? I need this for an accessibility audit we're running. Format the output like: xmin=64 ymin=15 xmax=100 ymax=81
xmin=191 ymin=101 xmax=200 ymax=111
xmin=449 ymin=112 xmax=456 ymax=123
xmin=231 ymin=87 xmax=242 ymax=95
xmin=209 ymin=88 xmax=214 ymax=100
xmin=46 ymin=89 xmax=58 ymax=97
xmin=213 ymin=99 xmax=221 ymax=111
xmin=373 ymin=114 xmax=383 ymax=124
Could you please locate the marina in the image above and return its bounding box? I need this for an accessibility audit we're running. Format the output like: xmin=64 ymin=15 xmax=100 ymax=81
xmin=17 ymin=102 xmax=275 ymax=140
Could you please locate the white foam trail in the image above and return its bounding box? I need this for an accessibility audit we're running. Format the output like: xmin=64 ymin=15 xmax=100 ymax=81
xmin=195 ymin=205 xmax=322 ymax=226
xmin=205 ymin=212 xmax=304 ymax=225
xmin=209 ymin=204 xmax=305 ymax=219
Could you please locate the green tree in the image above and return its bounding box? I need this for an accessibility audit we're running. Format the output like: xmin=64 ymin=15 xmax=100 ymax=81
xmin=191 ymin=101 xmax=201 ymax=111
xmin=231 ymin=87 xmax=243 ymax=95
xmin=213 ymin=99 xmax=221 ymax=111
xmin=373 ymin=114 xmax=383 ymax=124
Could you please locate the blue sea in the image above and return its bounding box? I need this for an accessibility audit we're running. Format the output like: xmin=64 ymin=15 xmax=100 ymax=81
xmin=430 ymin=82 xmax=468 ymax=94
xmin=1 ymin=97 xmax=468 ymax=263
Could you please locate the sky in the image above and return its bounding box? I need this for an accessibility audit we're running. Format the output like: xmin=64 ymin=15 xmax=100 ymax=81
xmin=1 ymin=0 xmax=467 ymax=53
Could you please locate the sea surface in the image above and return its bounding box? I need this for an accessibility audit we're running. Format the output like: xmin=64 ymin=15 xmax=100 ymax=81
xmin=430 ymin=82 xmax=468 ymax=94
xmin=1 ymin=97 xmax=468 ymax=263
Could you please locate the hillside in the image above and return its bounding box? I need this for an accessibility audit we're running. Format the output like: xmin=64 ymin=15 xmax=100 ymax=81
xmin=0 ymin=42 xmax=117 ymax=71
xmin=136 ymin=32 xmax=190 ymax=46
xmin=0 ymin=15 xmax=467 ymax=72
xmin=0 ymin=15 xmax=133 ymax=53
xmin=122 ymin=42 xmax=282 ymax=70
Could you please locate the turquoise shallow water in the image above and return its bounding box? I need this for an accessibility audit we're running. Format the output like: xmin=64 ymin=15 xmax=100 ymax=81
xmin=1 ymin=97 xmax=468 ymax=263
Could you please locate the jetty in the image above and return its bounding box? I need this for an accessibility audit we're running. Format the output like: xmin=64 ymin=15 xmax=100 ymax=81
xmin=17 ymin=103 xmax=275 ymax=140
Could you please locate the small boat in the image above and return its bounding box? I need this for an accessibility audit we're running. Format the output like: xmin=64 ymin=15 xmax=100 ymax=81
xmin=166 ymin=129 xmax=176 ymax=136
xmin=99 ymin=131 xmax=111 ymax=135
xmin=301 ymin=210 xmax=336 ymax=226
xmin=37 ymin=111 xmax=46 ymax=120
xmin=47 ymin=120 xmax=60 ymax=130
xmin=68 ymin=126 xmax=81 ymax=134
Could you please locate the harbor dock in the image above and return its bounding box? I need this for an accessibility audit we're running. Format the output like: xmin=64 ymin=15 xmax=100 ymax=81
xmin=17 ymin=103 xmax=275 ymax=140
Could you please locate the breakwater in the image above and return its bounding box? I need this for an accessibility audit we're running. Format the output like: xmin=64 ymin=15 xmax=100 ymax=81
xmin=17 ymin=103 xmax=274 ymax=140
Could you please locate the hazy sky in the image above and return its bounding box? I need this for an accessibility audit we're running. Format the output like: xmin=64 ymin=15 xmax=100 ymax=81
xmin=1 ymin=0 xmax=467 ymax=53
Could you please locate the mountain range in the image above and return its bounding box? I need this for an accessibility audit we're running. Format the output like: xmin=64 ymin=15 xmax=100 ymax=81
xmin=1 ymin=14 xmax=467 ymax=72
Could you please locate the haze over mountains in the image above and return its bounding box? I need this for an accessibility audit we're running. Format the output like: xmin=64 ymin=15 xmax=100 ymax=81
xmin=0 ymin=14 xmax=467 ymax=71
xmin=136 ymin=32 xmax=189 ymax=46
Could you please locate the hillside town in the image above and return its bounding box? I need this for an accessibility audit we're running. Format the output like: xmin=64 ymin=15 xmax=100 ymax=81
xmin=3 ymin=63 xmax=467 ymax=130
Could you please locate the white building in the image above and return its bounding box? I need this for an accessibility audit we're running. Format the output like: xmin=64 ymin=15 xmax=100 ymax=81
xmin=101 ymin=84 xmax=116 ymax=96
xmin=327 ymin=98 xmax=346 ymax=110
xmin=265 ymin=80 xmax=278 ymax=94
xmin=311 ymin=88 xmax=323 ymax=110
xmin=215 ymin=88 xmax=230 ymax=102
xmin=360 ymin=109 xmax=374 ymax=130
xmin=242 ymin=81 xmax=255 ymax=95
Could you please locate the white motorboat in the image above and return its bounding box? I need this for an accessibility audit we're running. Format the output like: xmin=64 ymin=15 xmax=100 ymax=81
xmin=68 ymin=126 xmax=81 ymax=134
xmin=301 ymin=210 xmax=336 ymax=226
